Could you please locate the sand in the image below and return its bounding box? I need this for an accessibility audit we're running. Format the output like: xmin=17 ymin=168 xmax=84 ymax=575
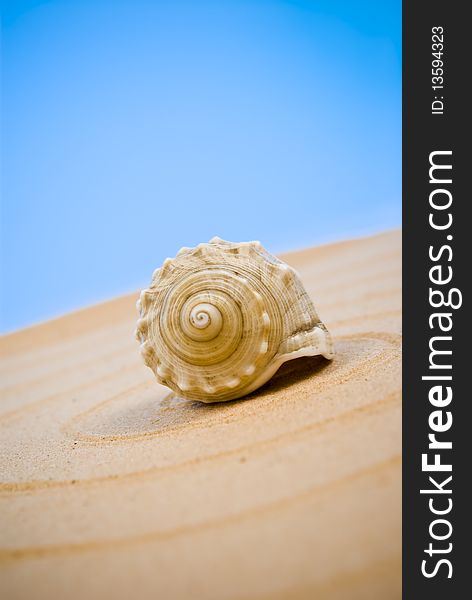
xmin=0 ymin=230 xmax=401 ymax=600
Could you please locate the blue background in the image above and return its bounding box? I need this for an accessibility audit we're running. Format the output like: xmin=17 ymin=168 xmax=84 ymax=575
xmin=1 ymin=0 xmax=401 ymax=332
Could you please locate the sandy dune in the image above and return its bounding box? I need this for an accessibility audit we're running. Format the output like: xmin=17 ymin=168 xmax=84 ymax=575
xmin=0 ymin=230 xmax=401 ymax=599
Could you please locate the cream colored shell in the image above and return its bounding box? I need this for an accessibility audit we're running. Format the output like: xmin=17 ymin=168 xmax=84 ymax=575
xmin=136 ymin=237 xmax=333 ymax=402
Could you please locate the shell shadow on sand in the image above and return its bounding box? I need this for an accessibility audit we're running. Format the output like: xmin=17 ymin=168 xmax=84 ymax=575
xmin=158 ymin=354 xmax=330 ymax=412
xmin=67 ymin=355 xmax=332 ymax=442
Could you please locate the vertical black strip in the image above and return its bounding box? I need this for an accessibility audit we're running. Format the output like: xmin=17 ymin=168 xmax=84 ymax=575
xmin=403 ymin=1 xmax=467 ymax=598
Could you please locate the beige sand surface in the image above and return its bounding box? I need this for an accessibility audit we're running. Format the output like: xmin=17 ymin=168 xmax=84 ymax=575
xmin=0 ymin=230 xmax=401 ymax=600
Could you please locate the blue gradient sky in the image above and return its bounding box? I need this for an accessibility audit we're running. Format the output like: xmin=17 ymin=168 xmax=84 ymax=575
xmin=1 ymin=0 xmax=401 ymax=332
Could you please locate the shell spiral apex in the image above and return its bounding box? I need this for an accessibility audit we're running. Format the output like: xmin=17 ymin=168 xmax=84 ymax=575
xmin=136 ymin=238 xmax=334 ymax=402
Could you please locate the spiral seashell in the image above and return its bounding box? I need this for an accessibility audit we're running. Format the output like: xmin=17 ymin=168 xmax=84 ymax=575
xmin=136 ymin=238 xmax=334 ymax=402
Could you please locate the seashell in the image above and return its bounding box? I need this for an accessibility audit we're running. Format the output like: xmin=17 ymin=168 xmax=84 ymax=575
xmin=136 ymin=238 xmax=334 ymax=403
